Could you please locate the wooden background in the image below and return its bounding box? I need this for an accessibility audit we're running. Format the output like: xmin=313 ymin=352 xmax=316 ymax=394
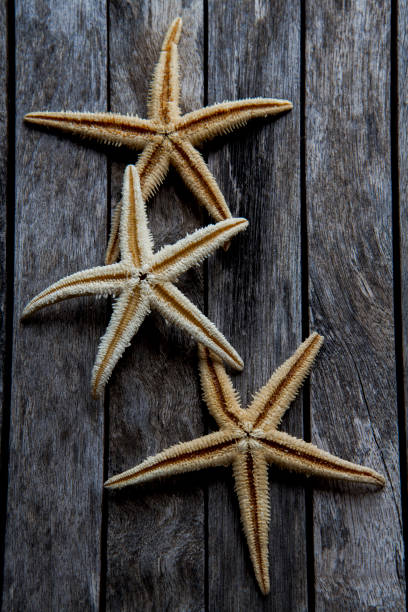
xmin=0 ymin=0 xmax=407 ymax=610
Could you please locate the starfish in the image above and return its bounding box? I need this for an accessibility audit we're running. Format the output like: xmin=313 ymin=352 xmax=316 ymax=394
xmin=24 ymin=17 xmax=292 ymax=264
xmin=105 ymin=333 xmax=385 ymax=595
xmin=22 ymin=165 xmax=248 ymax=398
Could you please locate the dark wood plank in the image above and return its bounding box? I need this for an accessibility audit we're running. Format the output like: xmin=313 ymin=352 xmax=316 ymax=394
xmin=2 ymin=2 xmax=108 ymax=609
xmin=0 ymin=0 xmax=8 ymax=471
xmin=105 ymin=3 xmax=206 ymax=610
xmin=306 ymin=2 xmax=405 ymax=609
xmin=399 ymin=0 xmax=408 ymax=540
xmin=207 ymin=2 xmax=305 ymax=608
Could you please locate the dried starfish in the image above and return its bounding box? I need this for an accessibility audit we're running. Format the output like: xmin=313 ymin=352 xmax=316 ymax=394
xmin=24 ymin=17 xmax=292 ymax=264
xmin=105 ymin=333 xmax=384 ymax=594
xmin=22 ymin=165 xmax=248 ymax=398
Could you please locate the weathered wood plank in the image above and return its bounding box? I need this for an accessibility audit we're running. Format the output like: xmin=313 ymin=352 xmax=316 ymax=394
xmin=207 ymin=1 xmax=305 ymax=608
xmin=0 ymin=0 xmax=8 ymax=472
xmin=306 ymin=2 xmax=405 ymax=609
xmin=2 ymin=2 xmax=107 ymax=609
xmin=105 ymin=3 xmax=206 ymax=610
xmin=399 ymin=0 xmax=408 ymax=542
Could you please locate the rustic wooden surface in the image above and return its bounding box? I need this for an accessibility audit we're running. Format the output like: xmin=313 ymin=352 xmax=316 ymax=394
xmin=0 ymin=1 xmax=406 ymax=611
xmin=306 ymin=2 xmax=405 ymax=609
xmin=0 ymin=0 xmax=8 ymax=476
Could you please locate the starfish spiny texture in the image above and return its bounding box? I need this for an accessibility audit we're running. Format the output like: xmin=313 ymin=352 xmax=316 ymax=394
xmin=105 ymin=333 xmax=385 ymax=594
xmin=24 ymin=17 xmax=292 ymax=264
xmin=22 ymin=165 xmax=248 ymax=398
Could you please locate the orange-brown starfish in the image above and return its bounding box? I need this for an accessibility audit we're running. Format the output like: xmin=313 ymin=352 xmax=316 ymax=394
xmin=105 ymin=334 xmax=384 ymax=594
xmin=24 ymin=17 xmax=292 ymax=264
xmin=22 ymin=166 xmax=247 ymax=398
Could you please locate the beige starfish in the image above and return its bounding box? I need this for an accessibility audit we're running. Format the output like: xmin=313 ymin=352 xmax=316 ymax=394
xmin=24 ymin=17 xmax=292 ymax=264
xmin=22 ymin=165 xmax=248 ymax=398
xmin=105 ymin=333 xmax=385 ymax=595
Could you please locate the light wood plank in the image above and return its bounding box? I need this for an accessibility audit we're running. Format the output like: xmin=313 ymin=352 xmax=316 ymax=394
xmin=105 ymin=3 xmax=206 ymax=610
xmin=2 ymin=2 xmax=107 ymax=609
xmin=207 ymin=1 xmax=305 ymax=608
xmin=306 ymin=2 xmax=405 ymax=609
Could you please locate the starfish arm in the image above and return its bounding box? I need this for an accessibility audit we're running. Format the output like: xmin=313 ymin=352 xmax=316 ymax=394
xmin=232 ymin=447 xmax=271 ymax=595
xmin=105 ymin=143 xmax=170 ymax=265
xmin=259 ymin=430 xmax=385 ymax=487
xmin=148 ymin=17 xmax=182 ymax=123
xmin=247 ymin=333 xmax=324 ymax=431
xmin=91 ymin=284 xmax=151 ymax=398
xmin=151 ymin=281 xmax=243 ymax=371
xmin=21 ymin=263 xmax=130 ymax=319
xmin=105 ymin=430 xmax=239 ymax=489
xmin=120 ymin=166 xmax=154 ymax=266
xmin=150 ymin=217 xmax=248 ymax=281
xmin=176 ymin=98 xmax=293 ymax=146
xmin=198 ymin=344 xmax=245 ymax=428
xmin=169 ymin=135 xmax=232 ymax=221
xmin=105 ymin=200 xmax=123 ymax=265
xmin=24 ymin=111 xmax=157 ymax=149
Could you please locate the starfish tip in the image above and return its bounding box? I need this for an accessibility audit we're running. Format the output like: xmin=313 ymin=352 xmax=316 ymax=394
xmin=164 ymin=17 xmax=183 ymax=49
xmin=24 ymin=112 xmax=39 ymax=123
xmin=20 ymin=307 xmax=30 ymax=320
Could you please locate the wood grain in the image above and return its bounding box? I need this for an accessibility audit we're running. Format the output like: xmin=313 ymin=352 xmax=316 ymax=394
xmin=399 ymin=0 xmax=408 ymax=530
xmin=0 ymin=0 xmax=8 ymax=472
xmin=2 ymin=2 xmax=107 ymax=609
xmin=104 ymin=2 xmax=206 ymax=610
xmin=306 ymin=2 xmax=405 ymax=609
xmin=0 ymin=1 xmax=406 ymax=609
xmin=207 ymin=1 xmax=305 ymax=609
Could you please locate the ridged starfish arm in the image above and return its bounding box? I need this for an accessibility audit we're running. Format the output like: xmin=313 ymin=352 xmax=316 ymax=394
xmin=105 ymin=430 xmax=240 ymax=489
xmin=233 ymin=448 xmax=271 ymax=595
xmin=119 ymin=165 xmax=154 ymax=265
xmin=150 ymin=218 xmax=248 ymax=281
xmin=24 ymin=111 xmax=157 ymax=149
xmin=91 ymin=284 xmax=151 ymax=398
xmin=177 ymin=98 xmax=293 ymax=146
xmin=148 ymin=17 xmax=182 ymax=123
xmin=259 ymin=430 xmax=385 ymax=487
xmin=105 ymin=143 xmax=171 ymax=265
xmin=169 ymin=135 xmax=232 ymax=222
xmin=151 ymin=282 xmax=244 ymax=371
xmin=198 ymin=344 xmax=244 ymax=428
xmin=247 ymin=332 xmax=324 ymax=431
xmin=21 ymin=263 xmax=130 ymax=319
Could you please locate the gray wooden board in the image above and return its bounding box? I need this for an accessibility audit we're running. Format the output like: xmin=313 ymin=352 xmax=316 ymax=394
xmin=2 ymin=1 xmax=108 ymax=609
xmin=306 ymin=2 xmax=405 ymax=609
xmin=0 ymin=0 xmax=8 ymax=471
xmin=399 ymin=0 xmax=408 ymax=523
xmin=105 ymin=2 xmax=206 ymax=610
xmin=207 ymin=1 xmax=305 ymax=609
xmin=0 ymin=1 xmax=407 ymax=610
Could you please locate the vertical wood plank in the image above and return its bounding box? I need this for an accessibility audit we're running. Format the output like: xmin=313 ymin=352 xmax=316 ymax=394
xmin=398 ymin=0 xmax=408 ymax=546
xmin=3 ymin=2 xmax=107 ymax=609
xmin=0 ymin=0 xmax=8 ymax=470
xmin=207 ymin=1 xmax=305 ymax=608
xmin=105 ymin=2 xmax=205 ymax=609
xmin=306 ymin=2 xmax=405 ymax=609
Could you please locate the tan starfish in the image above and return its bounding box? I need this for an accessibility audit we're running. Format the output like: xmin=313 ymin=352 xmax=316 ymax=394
xmin=105 ymin=333 xmax=384 ymax=594
xmin=22 ymin=165 xmax=248 ymax=398
xmin=24 ymin=17 xmax=292 ymax=264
